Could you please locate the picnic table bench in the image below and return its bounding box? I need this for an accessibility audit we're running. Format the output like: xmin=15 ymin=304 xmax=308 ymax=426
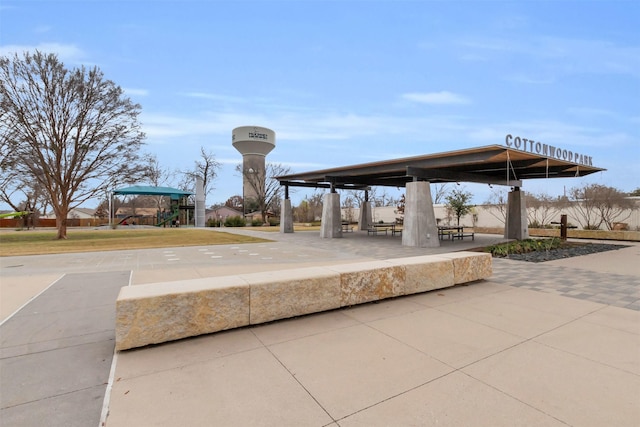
xmin=341 ymin=222 xmax=354 ymax=233
xmin=367 ymin=222 xmax=402 ymax=236
xmin=451 ymin=231 xmax=475 ymax=241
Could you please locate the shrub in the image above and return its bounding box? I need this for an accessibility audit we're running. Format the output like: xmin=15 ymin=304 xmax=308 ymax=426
xmin=206 ymin=218 xmax=221 ymax=227
xmin=268 ymin=218 xmax=280 ymax=226
xmin=224 ymin=216 xmax=246 ymax=227
xmin=485 ymin=238 xmax=561 ymax=257
xmin=251 ymin=219 xmax=263 ymax=227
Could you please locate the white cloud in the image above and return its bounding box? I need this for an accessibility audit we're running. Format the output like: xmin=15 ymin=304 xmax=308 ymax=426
xmin=124 ymin=88 xmax=149 ymax=96
xmin=456 ymin=35 xmax=640 ymax=78
xmin=402 ymin=91 xmax=471 ymax=105
xmin=0 ymin=42 xmax=86 ymax=65
xmin=181 ymin=92 xmax=247 ymax=103
xmin=566 ymin=107 xmax=615 ymax=118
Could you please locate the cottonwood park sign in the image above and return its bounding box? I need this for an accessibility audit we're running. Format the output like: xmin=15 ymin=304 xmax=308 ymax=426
xmin=505 ymin=134 xmax=593 ymax=166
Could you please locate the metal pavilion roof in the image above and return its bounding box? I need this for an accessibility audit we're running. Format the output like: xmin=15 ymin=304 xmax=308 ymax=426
xmin=276 ymin=145 xmax=605 ymax=190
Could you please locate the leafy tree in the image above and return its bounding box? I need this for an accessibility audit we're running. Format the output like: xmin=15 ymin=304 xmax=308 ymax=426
xmin=445 ymin=187 xmax=473 ymax=226
xmin=295 ymin=191 xmax=323 ymax=222
xmin=569 ymin=183 xmax=635 ymax=230
xmin=294 ymin=199 xmax=310 ymax=223
xmin=0 ymin=51 xmax=145 ymax=238
xmin=630 ymin=188 xmax=640 ymax=197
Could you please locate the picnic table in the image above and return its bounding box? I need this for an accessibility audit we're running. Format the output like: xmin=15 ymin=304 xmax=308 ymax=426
xmin=367 ymin=222 xmax=402 ymax=236
xmin=438 ymin=226 xmax=474 ymax=241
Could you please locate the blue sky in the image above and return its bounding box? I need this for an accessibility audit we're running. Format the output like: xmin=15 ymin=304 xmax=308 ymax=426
xmin=2 ymin=0 xmax=639 ymax=208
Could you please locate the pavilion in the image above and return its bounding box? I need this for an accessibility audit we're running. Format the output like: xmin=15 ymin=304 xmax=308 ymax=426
xmin=275 ymin=144 xmax=605 ymax=247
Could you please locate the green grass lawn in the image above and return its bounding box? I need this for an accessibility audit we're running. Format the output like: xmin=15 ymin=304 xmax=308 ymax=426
xmin=0 ymin=228 xmax=271 ymax=256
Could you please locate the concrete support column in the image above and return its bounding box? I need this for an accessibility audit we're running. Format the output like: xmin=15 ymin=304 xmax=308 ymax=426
xmin=505 ymin=187 xmax=529 ymax=240
xmin=358 ymin=201 xmax=372 ymax=232
xmin=402 ymin=181 xmax=440 ymax=247
xmin=279 ymin=198 xmax=293 ymax=233
xmin=195 ymin=177 xmax=205 ymax=227
xmin=320 ymin=193 xmax=342 ymax=238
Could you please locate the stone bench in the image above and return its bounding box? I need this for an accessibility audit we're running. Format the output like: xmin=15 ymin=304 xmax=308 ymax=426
xmin=115 ymin=252 xmax=492 ymax=351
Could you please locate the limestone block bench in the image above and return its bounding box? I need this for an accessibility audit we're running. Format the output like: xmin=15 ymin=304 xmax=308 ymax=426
xmin=115 ymin=251 xmax=492 ymax=351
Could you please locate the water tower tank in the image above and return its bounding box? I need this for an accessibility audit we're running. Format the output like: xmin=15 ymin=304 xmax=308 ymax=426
xmin=232 ymin=126 xmax=276 ymax=214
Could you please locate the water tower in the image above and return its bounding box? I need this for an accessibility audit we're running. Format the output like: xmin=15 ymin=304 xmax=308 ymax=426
xmin=232 ymin=126 xmax=276 ymax=214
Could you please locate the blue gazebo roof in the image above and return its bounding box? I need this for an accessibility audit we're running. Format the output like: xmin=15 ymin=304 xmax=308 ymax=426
xmin=113 ymin=185 xmax=193 ymax=200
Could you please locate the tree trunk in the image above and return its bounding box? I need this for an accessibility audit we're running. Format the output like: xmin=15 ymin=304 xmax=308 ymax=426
xmin=55 ymin=206 xmax=69 ymax=239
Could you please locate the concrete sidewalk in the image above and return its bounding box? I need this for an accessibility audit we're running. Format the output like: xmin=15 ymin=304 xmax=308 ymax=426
xmin=106 ymin=234 xmax=639 ymax=427
xmin=1 ymin=231 xmax=639 ymax=426
xmin=0 ymin=271 xmax=130 ymax=427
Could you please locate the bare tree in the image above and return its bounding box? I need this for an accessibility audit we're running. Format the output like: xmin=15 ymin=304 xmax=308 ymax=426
xmin=342 ymin=189 xmax=367 ymax=206
xmin=341 ymin=194 xmax=357 ymax=223
xmin=140 ymin=153 xmax=175 ymax=210
xmin=526 ymin=192 xmax=561 ymax=228
xmin=377 ymin=189 xmax=400 ymax=207
xmin=142 ymin=153 xmax=175 ymax=187
xmin=569 ymin=183 xmax=635 ymax=230
xmin=236 ymin=162 xmax=291 ymax=223
xmin=224 ymin=195 xmax=244 ymax=210
xmin=0 ymin=51 xmax=145 ymax=238
xmin=483 ymin=188 xmax=508 ymax=225
xmin=395 ymin=194 xmax=405 ymax=224
xmin=0 ymin=169 xmax=47 ymax=228
xmin=181 ymin=147 xmax=220 ymax=198
xmin=341 ymin=187 xmax=397 ymax=207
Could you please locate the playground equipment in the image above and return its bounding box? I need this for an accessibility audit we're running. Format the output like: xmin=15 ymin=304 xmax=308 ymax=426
xmin=0 ymin=211 xmax=30 ymax=219
xmin=111 ymin=186 xmax=194 ymax=228
xmin=156 ymin=208 xmax=180 ymax=227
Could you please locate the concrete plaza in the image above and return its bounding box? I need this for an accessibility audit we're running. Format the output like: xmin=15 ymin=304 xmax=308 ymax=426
xmin=1 ymin=229 xmax=639 ymax=426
